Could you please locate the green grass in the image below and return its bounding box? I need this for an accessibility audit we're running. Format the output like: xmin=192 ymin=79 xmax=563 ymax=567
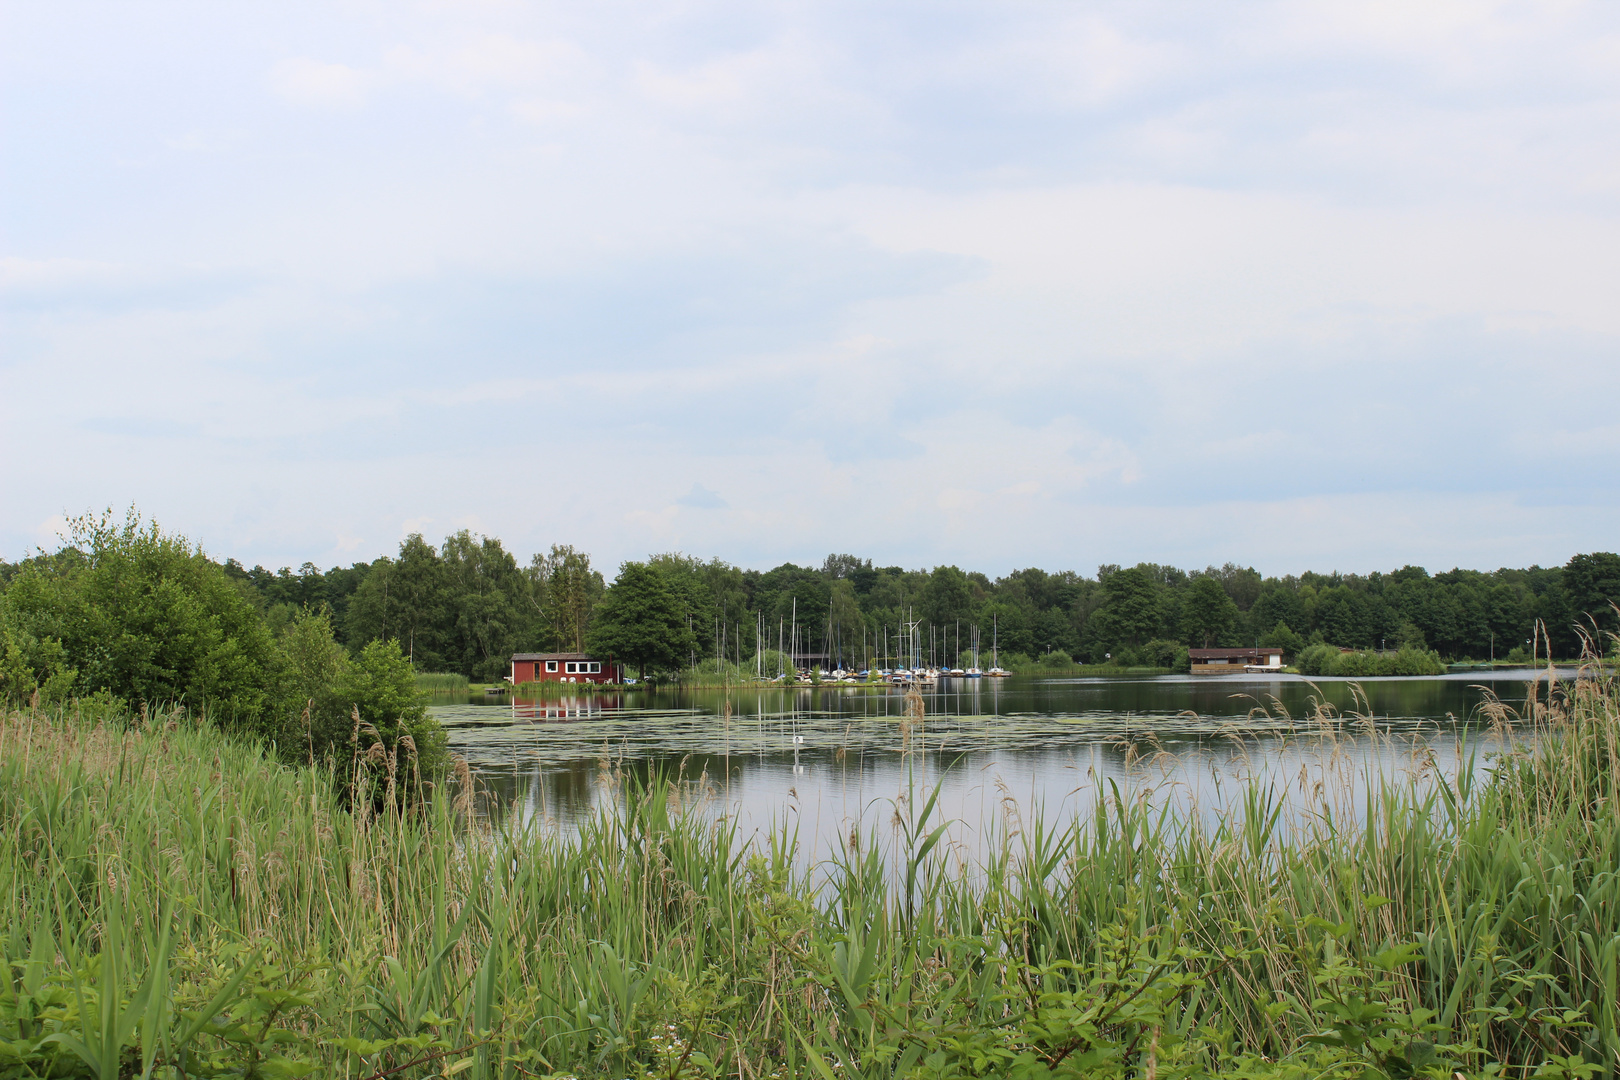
xmin=411 ymin=672 xmax=470 ymax=693
xmin=3 ymin=663 xmax=1619 ymax=1077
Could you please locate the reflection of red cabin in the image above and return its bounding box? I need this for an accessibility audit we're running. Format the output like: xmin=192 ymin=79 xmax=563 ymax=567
xmin=510 ymin=652 xmax=622 ymax=685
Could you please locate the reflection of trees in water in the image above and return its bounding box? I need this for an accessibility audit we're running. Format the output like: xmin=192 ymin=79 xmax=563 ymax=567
xmin=640 ymin=674 xmax=1541 ymax=726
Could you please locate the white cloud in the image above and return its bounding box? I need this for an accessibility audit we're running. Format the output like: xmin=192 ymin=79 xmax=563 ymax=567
xmin=270 ymin=57 xmax=376 ymax=108
xmin=4 ymin=1 xmax=1620 ymax=574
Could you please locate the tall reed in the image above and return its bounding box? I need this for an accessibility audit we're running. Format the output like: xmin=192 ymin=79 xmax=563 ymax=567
xmin=412 ymin=672 xmax=470 ymax=693
xmin=2 ymin=663 xmax=1617 ymax=1077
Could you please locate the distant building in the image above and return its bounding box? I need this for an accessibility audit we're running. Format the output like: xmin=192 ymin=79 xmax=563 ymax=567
xmin=1189 ymin=647 xmax=1284 ymax=674
xmin=510 ymin=652 xmax=622 ymax=685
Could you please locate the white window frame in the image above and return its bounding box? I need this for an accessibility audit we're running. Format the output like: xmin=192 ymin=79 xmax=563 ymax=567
xmin=545 ymin=660 xmax=558 ymax=673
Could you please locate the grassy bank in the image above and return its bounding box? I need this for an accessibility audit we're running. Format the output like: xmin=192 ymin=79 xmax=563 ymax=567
xmin=3 ymin=666 xmax=1619 ymax=1078
xmin=413 ymin=672 xmax=471 ymax=693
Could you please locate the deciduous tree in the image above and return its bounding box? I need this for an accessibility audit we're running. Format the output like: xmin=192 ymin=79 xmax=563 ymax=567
xmin=587 ymin=562 xmax=696 ymax=680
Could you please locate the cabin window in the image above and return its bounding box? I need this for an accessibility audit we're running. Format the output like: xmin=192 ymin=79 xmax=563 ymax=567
xmin=566 ymin=662 xmax=578 ymax=673
xmin=545 ymin=661 xmax=558 ymax=673
xmin=586 ymin=662 xmax=600 ymax=673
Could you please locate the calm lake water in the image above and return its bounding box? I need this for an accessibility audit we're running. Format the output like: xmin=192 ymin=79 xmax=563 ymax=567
xmin=434 ymin=671 xmax=1561 ymax=858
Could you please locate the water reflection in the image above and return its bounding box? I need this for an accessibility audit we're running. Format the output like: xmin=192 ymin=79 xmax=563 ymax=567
xmin=510 ymin=694 xmax=626 ymax=722
xmin=438 ymin=671 xmax=1558 ymax=859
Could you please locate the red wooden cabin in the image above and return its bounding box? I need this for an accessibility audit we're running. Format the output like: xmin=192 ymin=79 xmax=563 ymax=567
xmin=510 ymin=652 xmax=622 ymax=685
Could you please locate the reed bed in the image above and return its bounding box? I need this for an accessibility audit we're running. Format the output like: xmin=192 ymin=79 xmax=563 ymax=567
xmin=413 ymin=672 xmax=471 ymax=693
xmin=2 ymin=664 xmax=1617 ymax=1078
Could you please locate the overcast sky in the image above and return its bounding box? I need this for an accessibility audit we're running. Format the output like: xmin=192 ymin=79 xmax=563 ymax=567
xmin=3 ymin=1 xmax=1618 ymax=578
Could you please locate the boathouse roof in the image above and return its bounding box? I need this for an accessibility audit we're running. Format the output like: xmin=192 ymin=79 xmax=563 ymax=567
xmin=1188 ymin=648 xmax=1283 ymax=660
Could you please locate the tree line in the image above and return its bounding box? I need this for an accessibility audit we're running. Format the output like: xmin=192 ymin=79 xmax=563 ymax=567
xmin=69 ymin=527 xmax=1616 ymax=680
xmin=4 ymin=513 xmax=1615 ymax=697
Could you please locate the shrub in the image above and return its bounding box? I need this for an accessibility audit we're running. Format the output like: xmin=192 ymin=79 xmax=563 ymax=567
xmin=0 ymin=510 xmax=273 ymax=718
xmin=1298 ymin=643 xmax=1445 ymax=677
xmin=0 ymin=512 xmax=449 ymax=788
xmin=264 ymin=610 xmax=448 ymax=787
xmin=1138 ymin=638 xmax=1191 ymax=672
xmin=1297 ymin=643 xmax=1340 ymax=676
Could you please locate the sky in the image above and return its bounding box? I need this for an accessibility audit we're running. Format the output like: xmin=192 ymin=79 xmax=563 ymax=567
xmin=3 ymin=1 xmax=1619 ymax=579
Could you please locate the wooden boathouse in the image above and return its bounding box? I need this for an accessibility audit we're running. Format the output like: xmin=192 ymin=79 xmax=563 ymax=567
xmin=1188 ymin=647 xmax=1284 ymax=674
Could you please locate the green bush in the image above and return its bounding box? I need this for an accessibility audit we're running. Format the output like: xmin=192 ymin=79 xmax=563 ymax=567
xmin=1298 ymin=643 xmax=1446 ymax=677
xmin=0 ymin=510 xmax=273 ymax=718
xmin=1138 ymin=638 xmax=1191 ymax=672
xmin=0 ymin=511 xmax=448 ymax=787
xmin=1297 ymin=643 xmax=1339 ymax=676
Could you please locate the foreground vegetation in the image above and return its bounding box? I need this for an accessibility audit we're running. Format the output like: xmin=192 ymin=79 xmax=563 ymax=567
xmin=4 ymin=660 xmax=1620 ymax=1078
xmin=0 ymin=512 xmax=446 ymax=783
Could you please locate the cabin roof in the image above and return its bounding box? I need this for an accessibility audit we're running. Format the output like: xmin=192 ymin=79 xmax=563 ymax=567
xmin=512 ymin=652 xmax=599 ymax=661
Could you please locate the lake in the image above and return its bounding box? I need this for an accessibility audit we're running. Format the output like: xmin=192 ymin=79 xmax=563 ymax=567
xmin=434 ymin=670 xmax=1559 ymax=858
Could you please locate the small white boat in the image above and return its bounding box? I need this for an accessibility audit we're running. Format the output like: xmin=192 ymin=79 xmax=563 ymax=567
xmin=965 ymin=668 xmax=983 ymax=679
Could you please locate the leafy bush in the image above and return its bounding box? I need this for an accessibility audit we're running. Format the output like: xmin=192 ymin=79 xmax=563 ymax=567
xmin=0 ymin=511 xmax=448 ymax=786
xmin=1137 ymin=638 xmax=1191 ymax=672
xmin=0 ymin=510 xmax=273 ymax=717
xmin=265 ymin=611 xmax=446 ymax=796
xmin=1297 ymin=643 xmax=1341 ymax=676
xmin=1298 ymin=643 xmax=1446 ymax=677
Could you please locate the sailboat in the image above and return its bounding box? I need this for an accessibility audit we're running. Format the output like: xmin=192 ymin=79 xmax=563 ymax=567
xmin=965 ymin=624 xmax=983 ymax=678
xmin=987 ymin=613 xmax=1010 ymax=677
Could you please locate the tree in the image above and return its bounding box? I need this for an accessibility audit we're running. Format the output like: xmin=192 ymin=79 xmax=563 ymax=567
xmin=1259 ymin=621 xmax=1305 ymax=659
xmin=535 ymin=544 xmax=605 ymax=653
xmin=1562 ymin=552 xmax=1620 ymax=647
xmin=1181 ymin=576 xmax=1240 ymax=648
xmin=827 ymin=579 xmax=864 ymax=669
xmin=441 ymin=530 xmax=532 ymax=679
xmin=0 ymin=509 xmax=273 ymax=718
xmin=978 ymin=600 xmax=1034 ymax=659
xmin=266 ymin=606 xmax=351 ymax=760
xmin=345 ymin=535 xmax=454 ymax=669
xmin=587 ymin=562 xmax=696 ymax=680
xmin=924 ymin=566 xmax=974 ymax=628
xmin=1213 ymin=563 xmax=1262 ymax=611
xmin=338 ymin=637 xmax=447 ymax=786
xmin=1087 ymin=566 xmax=1164 ymax=653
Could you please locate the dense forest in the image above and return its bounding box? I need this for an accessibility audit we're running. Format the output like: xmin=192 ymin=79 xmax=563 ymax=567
xmin=11 ymin=526 xmax=1603 ymax=680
